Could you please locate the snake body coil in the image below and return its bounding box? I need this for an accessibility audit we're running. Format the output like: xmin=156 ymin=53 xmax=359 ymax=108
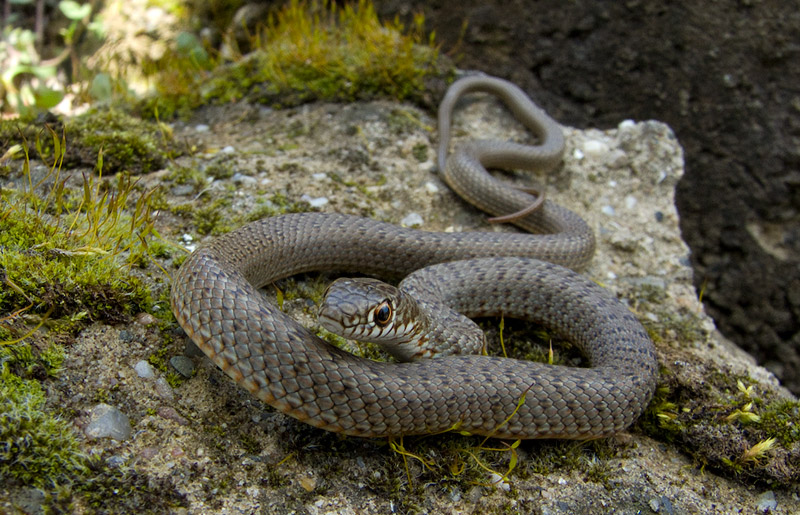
xmin=171 ymin=76 xmax=658 ymax=439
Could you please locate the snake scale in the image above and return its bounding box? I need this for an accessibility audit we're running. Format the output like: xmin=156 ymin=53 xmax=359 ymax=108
xmin=171 ymin=75 xmax=658 ymax=439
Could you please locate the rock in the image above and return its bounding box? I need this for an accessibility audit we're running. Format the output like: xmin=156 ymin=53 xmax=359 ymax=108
xmin=134 ymin=359 xmax=155 ymax=379
xmin=169 ymin=355 xmax=195 ymax=378
xmin=400 ymin=212 xmax=424 ymax=227
xmin=756 ymin=491 xmax=777 ymax=513
xmin=99 ymin=93 xmax=798 ymax=512
xmin=85 ymin=403 xmax=131 ymax=441
xmin=155 ymin=376 xmax=175 ymax=401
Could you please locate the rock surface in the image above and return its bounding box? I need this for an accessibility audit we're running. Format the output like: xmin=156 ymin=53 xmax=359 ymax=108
xmin=5 ymin=93 xmax=796 ymax=512
xmin=47 ymin=94 xmax=793 ymax=512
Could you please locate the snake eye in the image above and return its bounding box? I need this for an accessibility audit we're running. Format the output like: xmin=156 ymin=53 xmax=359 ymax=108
xmin=373 ymin=300 xmax=392 ymax=326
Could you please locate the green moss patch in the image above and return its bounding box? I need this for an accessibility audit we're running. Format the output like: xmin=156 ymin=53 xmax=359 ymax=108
xmin=640 ymin=360 xmax=800 ymax=486
xmin=0 ymin=364 xmax=88 ymax=488
xmin=141 ymin=0 xmax=450 ymax=116
xmin=1 ymin=108 xmax=174 ymax=175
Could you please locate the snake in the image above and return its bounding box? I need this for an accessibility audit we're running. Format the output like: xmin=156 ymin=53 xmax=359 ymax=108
xmin=171 ymin=75 xmax=658 ymax=439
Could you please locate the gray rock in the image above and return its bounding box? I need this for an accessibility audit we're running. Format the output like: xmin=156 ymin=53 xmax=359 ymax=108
xmin=134 ymin=359 xmax=155 ymax=379
xmin=155 ymin=376 xmax=175 ymax=401
xmin=170 ymin=355 xmax=195 ymax=378
xmin=756 ymin=491 xmax=777 ymax=513
xmin=85 ymin=403 xmax=131 ymax=441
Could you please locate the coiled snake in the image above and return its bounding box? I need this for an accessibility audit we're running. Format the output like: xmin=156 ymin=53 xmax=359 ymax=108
xmin=171 ymin=75 xmax=658 ymax=439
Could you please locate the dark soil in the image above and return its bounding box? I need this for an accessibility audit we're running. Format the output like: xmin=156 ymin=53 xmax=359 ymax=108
xmin=376 ymin=0 xmax=800 ymax=393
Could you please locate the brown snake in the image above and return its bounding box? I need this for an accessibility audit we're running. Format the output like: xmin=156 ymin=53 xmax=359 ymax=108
xmin=171 ymin=75 xmax=658 ymax=439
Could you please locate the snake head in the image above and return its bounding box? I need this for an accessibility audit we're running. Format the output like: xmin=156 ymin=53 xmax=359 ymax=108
xmin=318 ymin=277 xmax=426 ymax=362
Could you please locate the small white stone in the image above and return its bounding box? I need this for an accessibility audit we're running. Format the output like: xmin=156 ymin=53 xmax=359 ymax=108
xmin=573 ymin=148 xmax=585 ymax=160
xmin=607 ymin=180 xmax=618 ymax=188
xmin=618 ymin=119 xmax=636 ymax=130
xmin=607 ymin=271 xmax=617 ymax=280
xmin=134 ymin=360 xmax=155 ymax=379
xmin=625 ymin=195 xmax=638 ymax=209
xmin=311 ymin=173 xmax=327 ymax=181
xmin=181 ymin=233 xmax=196 ymax=252
xmin=401 ymin=213 xmax=424 ymax=227
xmin=300 ymin=194 xmax=329 ymax=208
xmin=221 ymin=145 xmax=235 ymax=154
xmin=583 ymin=139 xmax=610 ymax=157
xmin=195 ymin=124 xmax=209 ymax=132
xmin=424 ymin=181 xmax=439 ymax=194
xmin=601 ymin=205 xmax=616 ymax=216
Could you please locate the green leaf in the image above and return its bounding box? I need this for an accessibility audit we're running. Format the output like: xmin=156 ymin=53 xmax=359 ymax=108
xmin=89 ymin=73 xmax=112 ymax=100
xmin=34 ymin=88 xmax=64 ymax=109
xmin=58 ymin=0 xmax=91 ymax=20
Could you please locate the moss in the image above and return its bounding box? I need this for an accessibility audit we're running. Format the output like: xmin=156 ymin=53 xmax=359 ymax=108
xmin=168 ymin=164 xmax=208 ymax=188
xmin=0 ymin=109 xmax=174 ymax=175
xmin=194 ymin=199 xmax=231 ymax=236
xmin=0 ymin=364 xmax=88 ymax=488
xmin=0 ymin=342 xmax=63 ymax=379
xmin=412 ymin=142 xmax=429 ymax=162
xmin=639 ymin=362 xmax=800 ymax=486
xmin=63 ymin=459 xmax=188 ymax=512
xmin=140 ymin=0 xmax=450 ymax=116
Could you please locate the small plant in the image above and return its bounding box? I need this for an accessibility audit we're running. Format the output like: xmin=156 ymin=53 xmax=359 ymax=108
xmin=1 ymin=127 xmax=160 ymax=341
xmin=1 ymin=1 xmax=104 ymax=116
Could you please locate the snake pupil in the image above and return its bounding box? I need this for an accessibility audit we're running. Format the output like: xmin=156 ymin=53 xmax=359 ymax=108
xmin=374 ymin=301 xmax=392 ymax=326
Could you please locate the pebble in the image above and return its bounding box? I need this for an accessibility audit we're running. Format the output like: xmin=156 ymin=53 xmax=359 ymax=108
xmin=85 ymin=403 xmax=132 ymax=441
xmin=195 ymin=124 xmax=209 ymax=132
xmin=583 ymin=139 xmax=610 ymax=157
xmin=171 ymin=184 xmax=195 ymax=197
xmin=625 ymin=195 xmax=638 ymax=209
xmin=231 ymin=173 xmax=256 ymax=185
xmin=134 ymin=360 xmax=155 ymax=379
xmin=424 ymin=181 xmax=439 ymax=193
xmin=400 ymin=212 xmax=423 ymax=227
xmin=221 ymin=145 xmax=235 ymax=154
xmin=9 ymin=488 xmax=45 ymax=514
xmin=755 ymin=491 xmax=777 ymax=513
xmin=649 ymin=495 xmax=674 ymax=514
xmin=601 ymin=205 xmax=616 ymax=216
xmin=118 ymin=329 xmax=134 ymax=342
xmin=170 ymin=355 xmax=195 ymax=378
xmin=135 ymin=312 xmax=158 ymax=326
xmin=311 ymin=173 xmax=327 ymax=181
xmin=155 ymin=376 xmax=175 ymax=401
xmin=180 ymin=233 xmax=196 ymax=253
xmin=300 ymin=194 xmax=329 ymax=208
